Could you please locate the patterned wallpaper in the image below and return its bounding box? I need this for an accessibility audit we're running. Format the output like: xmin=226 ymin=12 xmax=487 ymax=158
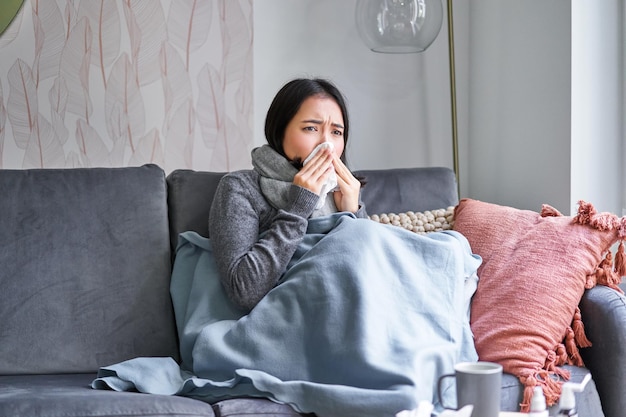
xmin=0 ymin=0 xmax=253 ymax=173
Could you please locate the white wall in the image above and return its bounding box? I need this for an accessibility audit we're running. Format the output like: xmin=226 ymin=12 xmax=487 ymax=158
xmin=255 ymin=1 xmax=625 ymax=216
xmin=253 ymin=0 xmax=458 ymax=173
xmin=466 ymin=0 xmax=624 ymax=215
xmin=466 ymin=0 xmax=572 ymax=212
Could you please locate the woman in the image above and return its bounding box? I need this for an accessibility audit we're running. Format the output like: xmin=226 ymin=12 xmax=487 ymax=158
xmin=202 ymin=78 xmax=480 ymax=415
xmin=209 ymin=78 xmax=366 ymax=311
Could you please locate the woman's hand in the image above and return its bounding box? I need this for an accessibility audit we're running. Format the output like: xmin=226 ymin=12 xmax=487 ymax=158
xmin=292 ymin=146 xmax=334 ymax=195
xmin=332 ymin=154 xmax=360 ymax=213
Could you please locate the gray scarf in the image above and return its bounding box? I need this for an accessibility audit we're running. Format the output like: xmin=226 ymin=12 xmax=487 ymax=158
xmin=251 ymin=145 xmax=336 ymax=216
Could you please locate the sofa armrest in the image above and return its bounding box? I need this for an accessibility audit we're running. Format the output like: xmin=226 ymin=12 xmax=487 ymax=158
xmin=579 ymin=285 xmax=626 ymax=417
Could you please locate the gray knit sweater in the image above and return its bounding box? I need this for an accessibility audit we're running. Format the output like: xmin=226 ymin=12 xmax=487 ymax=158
xmin=208 ymin=168 xmax=367 ymax=311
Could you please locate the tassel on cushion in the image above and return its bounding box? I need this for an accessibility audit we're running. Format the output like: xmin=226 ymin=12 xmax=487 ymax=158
xmin=520 ymin=348 xmax=573 ymax=412
xmin=608 ymin=269 xmax=623 ymax=293
xmin=595 ymin=252 xmax=623 ymax=293
xmin=521 ymin=370 xmax=563 ymax=411
xmin=564 ymin=327 xmax=584 ymax=367
xmin=584 ymin=272 xmax=597 ymax=289
xmin=541 ymin=204 xmax=563 ymax=217
xmin=591 ymin=212 xmax=620 ymax=231
xmin=553 ymin=344 xmax=568 ymax=367
xmin=619 ymin=218 xmax=626 ymax=239
xmin=572 ymin=307 xmax=592 ymax=348
xmin=543 ymin=372 xmax=563 ymax=406
xmin=519 ymin=373 xmax=539 ymax=411
xmin=543 ymin=349 xmax=560 ymax=373
xmin=573 ymin=200 xmax=597 ymax=225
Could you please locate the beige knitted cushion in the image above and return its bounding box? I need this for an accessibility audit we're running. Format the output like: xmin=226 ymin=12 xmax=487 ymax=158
xmin=368 ymin=206 xmax=455 ymax=234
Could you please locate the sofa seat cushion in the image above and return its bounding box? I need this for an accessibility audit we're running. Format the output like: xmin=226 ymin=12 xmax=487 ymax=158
xmin=0 ymin=373 xmax=215 ymax=417
xmin=211 ymin=398 xmax=312 ymax=417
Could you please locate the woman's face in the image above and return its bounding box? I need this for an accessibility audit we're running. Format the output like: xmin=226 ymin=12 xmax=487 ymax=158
xmin=282 ymin=95 xmax=345 ymax=163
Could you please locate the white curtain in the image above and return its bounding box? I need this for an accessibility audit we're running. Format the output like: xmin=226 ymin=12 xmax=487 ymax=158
xmin=571 ymin=0 xmax=624 ymax=215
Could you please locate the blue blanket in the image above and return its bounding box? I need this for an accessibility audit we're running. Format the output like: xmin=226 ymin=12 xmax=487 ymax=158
xmin=93 ymin=213 xmax=481 ymax=417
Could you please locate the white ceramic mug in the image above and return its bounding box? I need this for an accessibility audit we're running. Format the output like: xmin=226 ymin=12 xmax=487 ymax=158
xmin=437 ymin=361 xmax=503 ymax=417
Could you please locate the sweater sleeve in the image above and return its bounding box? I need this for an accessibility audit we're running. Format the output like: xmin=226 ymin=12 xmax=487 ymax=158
xmin=355 ymin=201 xmax=368 ymax=219
xmin=208 ymin=173 xmax=319 ymax=311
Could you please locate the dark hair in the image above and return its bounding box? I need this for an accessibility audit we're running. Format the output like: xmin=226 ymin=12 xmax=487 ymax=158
xmin=264 ymin=78 xmax=350 ymax=165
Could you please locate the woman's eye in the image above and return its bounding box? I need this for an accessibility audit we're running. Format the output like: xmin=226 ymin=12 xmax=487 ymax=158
xmin=304 ymin=126 xmax=317 ymax=132
xmin=333 ymin=130 xmax=343 ymax=136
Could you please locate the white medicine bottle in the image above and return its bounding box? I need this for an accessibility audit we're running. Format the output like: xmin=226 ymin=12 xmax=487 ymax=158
xmin=528 ymin=386 xmax=549 ymax=417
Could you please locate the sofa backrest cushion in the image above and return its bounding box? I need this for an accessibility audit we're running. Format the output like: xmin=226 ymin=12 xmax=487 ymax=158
xmin=0 ymin=165 xmax=179 ymax=375
xmin=165 ymin=167 xmax=458 ymax=253
xmin=356 ymin=167 xmax=458 ymax=215
xmin=167 ymin=169 xmax=226 ymax=251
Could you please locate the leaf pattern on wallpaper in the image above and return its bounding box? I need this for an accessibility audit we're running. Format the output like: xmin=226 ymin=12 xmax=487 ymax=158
xmin=65 ymin=150 xmax=81 ymax=168
xmin=63 ymin=0 xmax=79 ymax=40
xmin=210 ymin=115 xmax=250 ymax=172
xmin=32 ymin=12 xmax=45 ymax=86
xmin=167 ymin=0 xmax=212 ymax=70
xmin=123 ymin=0 xmax=167 ymax=87
xmin=120 ymin=1 xmax=140 ymax=68
xmin=234 ymin=47 xmax=253 ymax=132
xmin=106 ymin=100 xmax=129 ymax=166
xmin=31 ymin=0 xmax=64 ymax=85
xmin=23 ymin=114 xmax=65 ymax=168
xmin=48 ymin=76 xmax=69 ymax=144
xmin=75 ymin=118 xmax=110 ymax=167
xmin=7 ymin=59 xmax=38 ymax=149
xmin=0 ymin=2 xmax=23 ymax=49
xmin=235 ymin=114 xmax=254 ymax=170
xmin=159 ymin=41 xmax=192 ymax=134
xmin=234 ymin=72 xmax=253 ymax=153
xmin=60 ymin=16 xmax=93 ymax=121
xmin=164 ymin=99 xmax=194 ymax=173
xmin=129 ymin=128 xmax=164 ymax=167
xmin=77 ymin=0 xmax=121 ymax=87
xmin=1 ymin=0 xmax=255 ymax=173
xmin=108 ymin=100 xmax=128 ymax=141
xmin=219 ymin=0 xmax=251 ymax=86
xmin=196 ymin=63 xmax=224 ymax=150
xmin=105 ymin=53 xmax=145 ymax=154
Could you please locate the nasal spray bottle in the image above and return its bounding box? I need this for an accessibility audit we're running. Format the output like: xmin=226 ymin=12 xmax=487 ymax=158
xmin=528 ymin=386 xmax=548 ymax=417
xmin=555 ymin=373 xmax=592 ymax=417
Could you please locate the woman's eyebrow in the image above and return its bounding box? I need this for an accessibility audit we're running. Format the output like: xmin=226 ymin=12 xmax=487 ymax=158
xmin=301 ymin=119 xmax=344 ymax=129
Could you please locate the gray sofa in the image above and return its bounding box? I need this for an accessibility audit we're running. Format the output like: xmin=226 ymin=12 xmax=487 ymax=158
xmin=0 ymin=164 xmax=622 ymax=417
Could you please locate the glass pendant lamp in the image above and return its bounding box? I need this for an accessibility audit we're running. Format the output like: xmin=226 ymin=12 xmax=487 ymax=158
xmin=355 ymin=0 xmax=444 ymax=53
xmin=355 ymin=0 xmax=459 ymax=196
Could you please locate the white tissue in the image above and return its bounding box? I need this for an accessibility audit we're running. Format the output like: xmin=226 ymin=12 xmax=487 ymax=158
xmin=395 ymin=401 xmax=433 ymax=417
xmin=395 ymin=402 xmax=473 ymax=417
xmin=303 ymin=142 xmax=338 ymax=209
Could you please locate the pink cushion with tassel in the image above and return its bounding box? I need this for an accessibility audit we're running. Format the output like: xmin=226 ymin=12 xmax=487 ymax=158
xmin=453 ymin=198 xmax=626 ymax=412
